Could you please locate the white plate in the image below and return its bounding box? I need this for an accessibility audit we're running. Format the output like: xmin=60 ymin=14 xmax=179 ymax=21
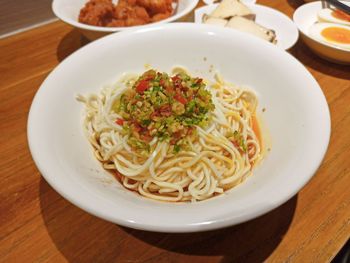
xmin=52 ymin=0 xmax=199 ymax=40
xmin=28 ymin=23 xmax=330 ymax=233
xmin=195 ymin=3 xmax=299 ymax=50
xmin=293 ymin=1 xmax=350 ymax=64
xmin=202 ymin=0 xmax=256 ymax=5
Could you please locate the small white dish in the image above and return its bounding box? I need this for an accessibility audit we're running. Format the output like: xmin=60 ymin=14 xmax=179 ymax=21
xmin=52 ymin=0 xmax=199 ymax=40
xmin=195 ymin=3 xmax=299 ymax=50
xmin=202 ymin=0 xmax=256 ymax=5
xmin=293 ymin=1 xmax=350 ymax=64
xmin=28 ymin=23 xmax=330 ymax=233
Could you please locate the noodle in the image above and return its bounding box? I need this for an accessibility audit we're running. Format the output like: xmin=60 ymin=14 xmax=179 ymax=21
xmin=77 ymin=68 xmax=264 ymax=202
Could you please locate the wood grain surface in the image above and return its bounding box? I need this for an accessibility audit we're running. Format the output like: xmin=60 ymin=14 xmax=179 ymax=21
xmin=0 ymin=0 xmax=55 ymax=37
xmin=1 ymin=1 xmax=349 ymax=262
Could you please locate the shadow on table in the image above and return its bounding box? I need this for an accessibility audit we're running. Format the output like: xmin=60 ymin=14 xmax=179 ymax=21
xmin=290 ymin=41 xmax=350 ymax=80
xmin=56 ymin=29 xmax=90 ymax=62
xmin=286 ymin=0 xmax=304 ymax=9
xmin=39 ymin=178 xmax=297 ymax=263
xmin=123 ymin=197 xmax=297 ymax=263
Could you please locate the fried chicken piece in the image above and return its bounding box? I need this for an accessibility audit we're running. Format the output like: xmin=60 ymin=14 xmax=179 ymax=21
xmin=79 ymin=0 xmax=115 ymax=26
xmin=114 ymin=5 xmax=150 ymax=25
xmin=107 ymin=19 xmax=126 ymax=27
xmin=118 ymin=0 xmax=138 ymax=6
xmin=114 ymin=5 xmax=130 ymax=20
xmin=136 ymin=0 xmax=173 ymax=16
xmin=152 ymin=11 xmax=171 ymax=22
xmin=79 ymin=0 xmax=173 ymax=27
xmin=134 ymin=6 xmax=150 ymax=22
xmin=125 ymin=17 xmax=148 ymax=26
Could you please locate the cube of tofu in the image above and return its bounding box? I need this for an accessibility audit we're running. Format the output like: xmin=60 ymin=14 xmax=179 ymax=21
xmin=210 ymin=0 xmax=256 ymax=21
xmin=226 ymin=16 xmax=277 ymax=44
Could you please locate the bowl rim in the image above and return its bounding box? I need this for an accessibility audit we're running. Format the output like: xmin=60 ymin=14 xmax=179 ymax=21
xmin=202 ymin=0 xmax=256 ymax=4
xmin=293 ymin=0 xmax=350 ymax=53
xmin=194 ymin=3 xmax=300 ymax=50
xmin=52 ymin=0 xmax=199 ymax=32
xmin=27 ymin=23 xmax=331 ymax=232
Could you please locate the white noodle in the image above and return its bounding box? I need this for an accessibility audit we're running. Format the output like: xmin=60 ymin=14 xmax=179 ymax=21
xmin=78 ymin=70 xmax=265 ymax=202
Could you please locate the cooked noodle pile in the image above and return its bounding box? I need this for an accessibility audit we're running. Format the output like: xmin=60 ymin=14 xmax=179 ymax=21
xmin=77 ymin=68 xmax=263 ymax=202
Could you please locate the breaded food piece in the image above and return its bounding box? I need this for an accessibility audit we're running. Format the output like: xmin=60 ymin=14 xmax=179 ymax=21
xmin=79 ymin=0 xmax=115 ymax=26
xmin=136 ymin=0 xmax=173 ymax=16
xmin=107 ymin=19 xmax=126 ymax=27
xmin=118 ymin=0 xmax=138 ymax=6
xmin=114 ymin=5 xmax=150 ymax=24
xmin=114 ymin=5 xmax=131 ymax=20
xmin=79 ymin=0 xmax=174 ymax=27
xmin=134 ymin=6 xmax=150 ymax=22
xmin=152 ymin=12 xmax=172 ymax=22
xmin=125 ymin=17 xmax=148 ymax=26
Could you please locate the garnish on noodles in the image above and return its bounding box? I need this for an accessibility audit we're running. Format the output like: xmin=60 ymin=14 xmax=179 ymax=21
xmin=112 ymin=70 xmax=215 ymax=155
xmin=77 ymin=68 xmax=265 ymax=202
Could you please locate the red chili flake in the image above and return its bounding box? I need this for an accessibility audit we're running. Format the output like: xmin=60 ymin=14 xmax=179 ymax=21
xmin=165 ymin=85 xmax=174 ymax=95
xmin=174 ymin=93 xmax=187 ymax=105
xmin=159 ymin=79 xmax=165 ymax=86
xmin=159 ymin=104 xmax=172 ymax=117
xmin=140 ymin=134 xmax=152 ymax=142
xmin=187 ymin=127 xmax=194 ymax=135
xmin=150 ymin=111 xmax=160 ymax=120
xmin=133 ymin=122 xmax=142 ymax=132
xmin=171 ymin=75 xmax=180 ymax=82
xmin=136 ymin=80 xmax=149 ymax=94
xmin=115 ymin=118 xmax=124 ymax=125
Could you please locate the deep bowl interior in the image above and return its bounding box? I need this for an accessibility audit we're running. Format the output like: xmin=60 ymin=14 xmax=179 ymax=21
xmin=28 ymin=23 xmax=330 ymax=232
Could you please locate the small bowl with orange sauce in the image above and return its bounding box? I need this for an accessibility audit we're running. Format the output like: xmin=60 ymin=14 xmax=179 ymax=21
xmin=293 ymin=1 xmax=350 ymax=64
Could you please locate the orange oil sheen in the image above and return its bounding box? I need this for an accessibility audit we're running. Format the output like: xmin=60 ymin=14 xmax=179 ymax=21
xmin=321 ymin=26 xmax=350 ymax=44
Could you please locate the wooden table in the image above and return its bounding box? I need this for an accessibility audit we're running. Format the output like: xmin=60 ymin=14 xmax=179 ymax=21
xmin=1 ymin=1 xmax=349 ymax=262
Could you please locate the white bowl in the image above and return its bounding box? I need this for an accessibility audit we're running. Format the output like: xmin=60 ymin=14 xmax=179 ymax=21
xmin=293 ymin=1 xmax=350 ymax=64
xmin=202 ymin=0 xmax=256 ymax=5
xmin=195 ymin=3 xmax=299 ymax=50
xmin=28 ymin=23 xmax=330 ymax=233
xmin=52 ymin=0 xmax=199 ymax=40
